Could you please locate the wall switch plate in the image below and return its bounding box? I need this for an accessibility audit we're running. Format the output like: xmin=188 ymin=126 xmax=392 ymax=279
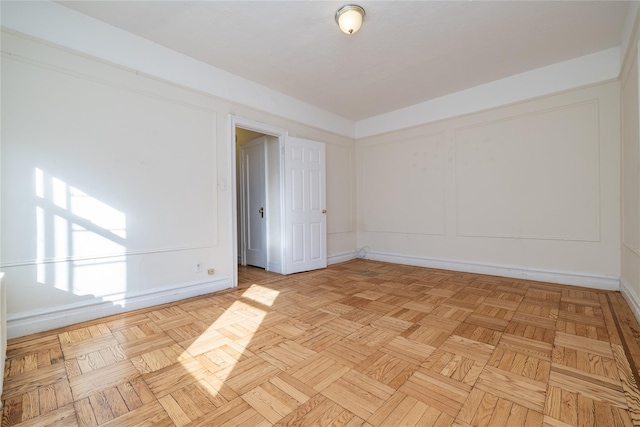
xmin=195 ymin=263 xmax=202 ymax=273
xmin=208 ymin=269 xmax=215 ymax=275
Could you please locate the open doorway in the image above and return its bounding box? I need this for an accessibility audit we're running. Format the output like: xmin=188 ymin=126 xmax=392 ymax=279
xmin=236 ymin=128 xmax=281 ymax=272
xmin=237 ymin=129 xmax=267 ymax=269
xmin=229 ymin=116 xmax=328 ymax=288
xmin=230 ymin=117 xmax=288 ymax=287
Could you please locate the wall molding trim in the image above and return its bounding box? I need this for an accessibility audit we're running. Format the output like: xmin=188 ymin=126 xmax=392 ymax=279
xmin=623 ymin=242 xmax=640 ymax=259
xmin=365 ymin=251 xmax=620 ymax=290
xmin=7 ymin=276 xmax=233 ymax=339
xmin=328 ymin=251 xmax=358 ymax=265
xmin=0 ymin=3 xmax=354 ymax=138
xmin=355 ymin=48 xmax=619 ymax=138
xmin=0 ymin=245 xmax=217 ymax=269
xmin=619 ymin=1 xmax=640 ymax=77
xmin=1 ymin=2 xmax=621 ymax=141
xmin=453 ymin=99 xmax=601 ymax=243
xmin=620 ymin=277 xmax=640 ymax=323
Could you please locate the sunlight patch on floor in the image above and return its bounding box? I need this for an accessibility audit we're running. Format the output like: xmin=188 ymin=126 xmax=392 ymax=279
xmin=241 ymin=284 xmax=280 ymax=307
xmin=183 ymin=283 xmax=280 ymax=388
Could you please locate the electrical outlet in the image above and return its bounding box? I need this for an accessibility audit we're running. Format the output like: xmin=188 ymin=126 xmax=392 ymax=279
xmin=195 ymin=262 xmax=202 ymax=273
xmin=208 ymin=269 xmax=215 ymax=275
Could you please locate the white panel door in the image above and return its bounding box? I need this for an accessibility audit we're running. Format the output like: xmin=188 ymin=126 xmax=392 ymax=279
xmin=242 ymin=139 xmax=266 ymax=268
xmin=283 ymin=136 xmax=327 ymax=274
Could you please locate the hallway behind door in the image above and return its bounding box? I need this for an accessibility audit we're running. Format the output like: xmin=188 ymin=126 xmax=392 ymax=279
xmin=240 ymin=136 xmax=266 ymax=268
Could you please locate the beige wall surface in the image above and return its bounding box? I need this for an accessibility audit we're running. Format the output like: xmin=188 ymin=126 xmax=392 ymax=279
xmin=0 ymin=31 xmax=356 ymax=332
xmin=621 ymin=34 xmax=640 ymax=318
xmin=2 ymin=24 xmax=636 ymax=333
xmin=357 ymin=81 xmax=621 ymax=284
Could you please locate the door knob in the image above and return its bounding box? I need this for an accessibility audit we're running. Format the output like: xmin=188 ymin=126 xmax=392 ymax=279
xmin=259 ymin=207 xmax=264 ymax=218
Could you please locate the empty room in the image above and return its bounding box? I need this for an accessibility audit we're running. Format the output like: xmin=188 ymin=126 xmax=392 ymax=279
xmin=2 ymin=1 xmax=640 ymax=426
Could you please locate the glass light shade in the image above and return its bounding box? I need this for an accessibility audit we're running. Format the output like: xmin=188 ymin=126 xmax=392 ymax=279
xmin=336 ymin=5 xmax=365 ymax=34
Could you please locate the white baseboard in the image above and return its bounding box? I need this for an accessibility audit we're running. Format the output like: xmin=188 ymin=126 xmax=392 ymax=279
xmin=0 ymin=273 xmax=6 ymax=405
xmin=365 ymin=251 xmax=620 ymax=290
xmin=620 ymin=277 xmax=640 ymax=323
xmin=267 ymin=262 xmax=282 ymax=274
xmin=7 ymin=276 xmax=233 ymax=339
xmin=328 ymin=251 xmax=358 ymax=265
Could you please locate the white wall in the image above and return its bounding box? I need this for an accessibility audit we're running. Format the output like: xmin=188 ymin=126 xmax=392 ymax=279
xmin=1 ymin=1 xmax=634 ymax=336
xmin=266 ymin=136 xmax=282 ymax=272
xmin=1 ymin=31 xmax=357 ymax=337
xmin=0 ymin=1 xmax=355 ymax=139
xmin=1 ymin=31 xmax=228 ymax=335
xmin=326 ymin=142 xmax=358 ymax=263
xmin=620 ymin=8 xmax=640 ymax=320
xmin=357 ymin=82 xmax=621 ymax=288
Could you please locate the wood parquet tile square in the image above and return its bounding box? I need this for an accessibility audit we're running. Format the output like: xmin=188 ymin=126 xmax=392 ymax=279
xmin=321 ymin=369 xmax=394 ymax=420
xmin=3 ymin=260 xmax=640 ymax=426
xmin=400 ymin=368 xmax=471 ymax=417
xmin=273 ymin=394 xmax=361 ymax=427
xmin=355 ymin=351 xmax=419 ymax=389
xmin=453 ymin=323 xmax=502 ymax=346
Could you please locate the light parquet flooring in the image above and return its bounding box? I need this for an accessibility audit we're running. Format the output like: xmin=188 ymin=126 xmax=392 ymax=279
xmin=3 ymin=260 xmax=640 ymax=426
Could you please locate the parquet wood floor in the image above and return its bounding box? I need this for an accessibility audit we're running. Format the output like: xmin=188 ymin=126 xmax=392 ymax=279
xmin=3 ymin=260 xmax=640 ymax=426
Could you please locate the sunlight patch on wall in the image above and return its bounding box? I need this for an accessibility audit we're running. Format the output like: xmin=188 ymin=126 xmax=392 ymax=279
xmin=70 ymin=186 xmax=127 ymax=239
xmin=35 ymin=206 xmax=46 ymax=284
xmin=34 ymin=167 xmax=128 ymax=297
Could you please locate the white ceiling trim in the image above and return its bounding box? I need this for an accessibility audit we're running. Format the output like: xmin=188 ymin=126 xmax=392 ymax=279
xmin=1 ymin=1 xmax=355 ymax=138
xmin=355 ymin=47 xmax=620 ymax=139
xmin=0 ymin=1 xmax=625 ymax=140
xmin=620 ymin=1 xmax=640 ymax=70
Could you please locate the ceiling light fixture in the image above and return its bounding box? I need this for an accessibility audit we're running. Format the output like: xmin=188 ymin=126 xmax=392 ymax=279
xmin=335 ymin=5 xmax=365 ymax=35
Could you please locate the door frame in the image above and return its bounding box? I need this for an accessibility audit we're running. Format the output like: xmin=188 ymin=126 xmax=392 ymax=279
xmin=239 ymin=136 xmax=267 ymax=268
xmin=228 ymin=115 xmax=288 ymax=287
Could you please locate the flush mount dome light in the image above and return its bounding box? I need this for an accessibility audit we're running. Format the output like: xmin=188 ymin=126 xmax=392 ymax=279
xmin=335 ymin=4 xmax=365 ymax=34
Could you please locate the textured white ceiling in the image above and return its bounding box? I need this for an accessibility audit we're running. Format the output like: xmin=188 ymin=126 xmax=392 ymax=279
xmin=57 ymin=1 xmax=630 ymax=121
